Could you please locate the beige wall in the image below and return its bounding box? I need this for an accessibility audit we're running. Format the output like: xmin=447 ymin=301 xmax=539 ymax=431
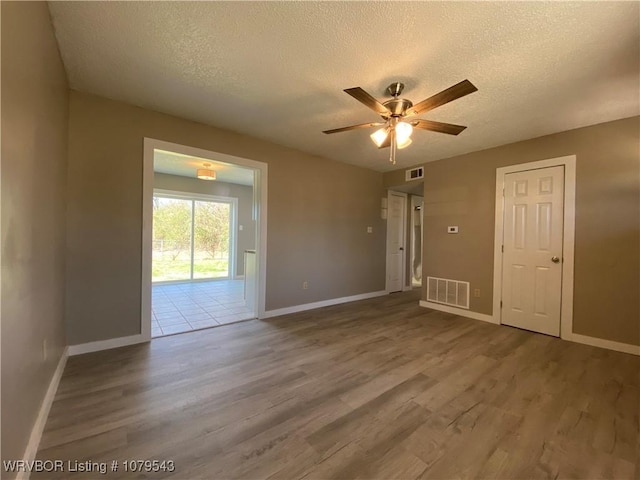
xmin=66 ymin=92 xmax=386 ymax=345
xmin=153 ymin=173 xmax=255 ymax=276
xmin=388 ymin=117 xmax=640 ymax=346
xmin=1 ymin=1 xmax=69 ymax=469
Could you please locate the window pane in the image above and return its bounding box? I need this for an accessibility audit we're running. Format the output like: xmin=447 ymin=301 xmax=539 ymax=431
xmin=193 ymin=201 xmax=230 ymax=279
xmin=152 ymin=197 xmax=192 ymax=282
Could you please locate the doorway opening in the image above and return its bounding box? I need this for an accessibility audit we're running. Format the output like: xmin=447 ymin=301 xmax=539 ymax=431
xmin=142 ymin=139 xmax=268 ymax=339
xmin=386 ymin=190 xmax=407 ymax=293
xmin=385 ymin=180 xmax=423 ymax=293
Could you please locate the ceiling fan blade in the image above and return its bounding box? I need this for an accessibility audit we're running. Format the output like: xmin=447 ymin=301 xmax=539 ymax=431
xmin=322 ymin=122 xmax=385 ymax=134
xmin=344 ymin=87 xmax=390 ymax=116
xmin=405 ymin=80 xmax=478 ymax=117
xmin=414 ymin=119 xmax=467 ymax=135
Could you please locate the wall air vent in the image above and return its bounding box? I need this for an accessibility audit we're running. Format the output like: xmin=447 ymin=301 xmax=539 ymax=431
xmin=426 ymin=276 xmax=469 ymax=309
xmin=405 ymin=166 xmax=424 ymax=182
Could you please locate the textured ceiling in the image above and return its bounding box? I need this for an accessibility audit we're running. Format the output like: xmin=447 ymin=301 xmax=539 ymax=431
xmin=154 ymin=150 xmax=254 ymax=186
xmin=49 ymin=2 xmax=639 ymax=172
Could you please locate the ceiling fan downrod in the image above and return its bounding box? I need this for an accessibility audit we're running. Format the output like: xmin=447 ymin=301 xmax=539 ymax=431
xmin=382 ymin=83 xmax=413 ymax=117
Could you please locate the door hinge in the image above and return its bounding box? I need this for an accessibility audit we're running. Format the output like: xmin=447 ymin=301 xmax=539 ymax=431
xmin=501 ymin=245 xmax=504 ymax=253
xmin=500 ymin=300 xmax=503 ymax=308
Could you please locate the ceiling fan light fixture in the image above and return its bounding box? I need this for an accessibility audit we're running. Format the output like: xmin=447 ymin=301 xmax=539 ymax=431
xmin=196 ymin=163 xmax=216 ymax=181
xmin=370 ymin=127 xmax=390 ymax=147
xmin=395 ymin=121 xmax=413 ymax=145
xmin=397 ymin=137 xmax=412 ymax=149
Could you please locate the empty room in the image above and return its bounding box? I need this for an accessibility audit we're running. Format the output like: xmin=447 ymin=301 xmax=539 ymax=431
xmin=2 ymin=1 xmax=639 ymax=479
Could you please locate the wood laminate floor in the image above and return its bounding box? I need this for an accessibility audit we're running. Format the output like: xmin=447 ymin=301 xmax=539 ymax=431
xmin=35 ymin=290 xmax=639 ymax=479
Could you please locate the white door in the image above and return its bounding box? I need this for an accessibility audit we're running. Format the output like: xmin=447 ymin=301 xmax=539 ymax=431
xmin=386 ymin=192 xmax=406 ymax=293
xmin=501 ymin=166 xmax=564 ymax=336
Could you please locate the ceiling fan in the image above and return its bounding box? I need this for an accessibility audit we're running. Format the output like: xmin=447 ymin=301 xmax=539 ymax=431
xmin=323 ymin=80 xmax=478 ymax=165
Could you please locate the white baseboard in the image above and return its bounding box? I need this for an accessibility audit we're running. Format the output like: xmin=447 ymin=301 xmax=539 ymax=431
xmin=262 ymin=290 xmax=387 ymax=319
xmin=419 ymin=300 xmax=498 ymax=324
xmin=18 ymin=347 xmax=68 ymax=480
xmin=419 ymin=301 xmax=639 ymax=356
xmin=68 ymin=334 xmax=147 ymax=356
xmin=564 ymin=332 xmax=640 ymax=356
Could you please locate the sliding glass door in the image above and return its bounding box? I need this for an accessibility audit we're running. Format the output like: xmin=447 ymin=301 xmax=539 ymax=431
xmin=152 ymin=193 xmax=232 ymax=283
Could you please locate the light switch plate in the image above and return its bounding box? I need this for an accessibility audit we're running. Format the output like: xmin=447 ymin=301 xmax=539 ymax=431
xmin=448 ymin=226 xmax=459 ymax=234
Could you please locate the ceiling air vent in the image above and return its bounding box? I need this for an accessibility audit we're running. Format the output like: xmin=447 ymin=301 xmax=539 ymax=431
xmin=405 ymin=166 xmax=424 ymax=182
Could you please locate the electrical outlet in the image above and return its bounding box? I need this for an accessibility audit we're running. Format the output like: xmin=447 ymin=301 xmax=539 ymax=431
xmin=474 ymin=289 xmax=481 ymax=298
xmin=303 ymin=281 xmax=309 ymax=290
xmin=42 ymin=339 xmax=48 ymax=361
xmin=367 ymin=226 xmax=373 ymax=233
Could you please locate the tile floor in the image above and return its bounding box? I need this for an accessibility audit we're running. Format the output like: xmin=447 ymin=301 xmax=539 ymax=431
xmin=152 ymin=279 xmax=254 ymax=337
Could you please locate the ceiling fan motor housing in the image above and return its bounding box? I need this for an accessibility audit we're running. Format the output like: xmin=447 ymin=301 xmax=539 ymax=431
xmin=382 ymin=82 xmax=413 ymax=117
xmin=382 ymin=98 xmax=413 ymax=117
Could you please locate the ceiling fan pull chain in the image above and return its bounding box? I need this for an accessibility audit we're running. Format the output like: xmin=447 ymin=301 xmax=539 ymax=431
xmin=389 ymin=129 xmax=397 ymax=165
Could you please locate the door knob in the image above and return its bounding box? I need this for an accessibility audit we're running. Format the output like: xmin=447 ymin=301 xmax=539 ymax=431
xmin=551 ymin=256 xmax=560 ymax=263
xmin=399 ymin=247 xmax=404 ymax=251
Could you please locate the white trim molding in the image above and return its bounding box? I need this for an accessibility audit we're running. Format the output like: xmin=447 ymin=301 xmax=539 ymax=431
xmin=262 ymin=291 xmax=387 ymax=319
xmin=419 ymin=300 xmax=638 ymax=356
xmin=419 ymin=300 xmax=497 ymax=324
xmin=564 ymin=333 xmax=640 ymax=356
xmin=492 ymin=155 xmax=576 ymax=336
xmin=68 ymin=334 xmax=146 ymax=356
xmin=18 ymin=347 xmax=68 ymax=480
xmin=142 ymin=139 xmax=154 ymax=342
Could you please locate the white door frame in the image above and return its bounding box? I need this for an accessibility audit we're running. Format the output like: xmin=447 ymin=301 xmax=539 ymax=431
xmin=492 ymin=155 xmax=576 ymax=339
xmin=386 ymin=190 xmax=408 ymax=293
xmin=142 ymin=138 xmax=268 ymax=341
xmin=410 ymin=195 xmax=424 ymax=287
